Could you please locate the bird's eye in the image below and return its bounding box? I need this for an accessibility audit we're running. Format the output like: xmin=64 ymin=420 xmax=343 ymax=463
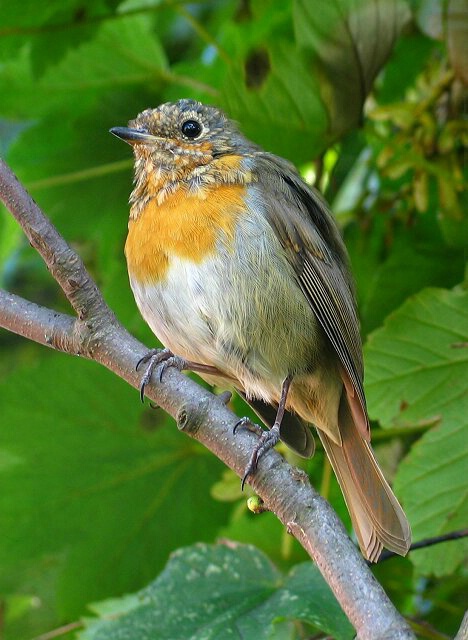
xmin=181 ymin=119 xmax=202 ymax=139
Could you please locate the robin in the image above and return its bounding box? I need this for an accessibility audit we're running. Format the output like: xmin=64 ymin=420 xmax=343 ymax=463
xmin=110 ymin=99 xmax=411 ymax=562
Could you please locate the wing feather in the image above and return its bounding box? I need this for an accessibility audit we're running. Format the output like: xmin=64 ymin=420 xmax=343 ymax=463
xmin=254 ymin=153 xmax=369 ymax=438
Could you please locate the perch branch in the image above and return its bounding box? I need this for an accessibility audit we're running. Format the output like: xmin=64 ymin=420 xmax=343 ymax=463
xmin=0 ymin=158 xmax=415 ymax=640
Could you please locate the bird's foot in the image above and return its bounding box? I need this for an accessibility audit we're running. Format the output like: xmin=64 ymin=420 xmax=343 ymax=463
xmin=233 ymin=416 xmax=264 ymax=437
xmin=136 ymin=348 xmax=186 ymax=402
xmin=239 ymin=423 xmax=281 ymax=490
xmin=235 ymin=376 xmax=292 ymax=490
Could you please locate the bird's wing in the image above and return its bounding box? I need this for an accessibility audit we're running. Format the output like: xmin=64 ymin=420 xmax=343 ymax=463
xmin=254 ymin=153 xmax=369 ymax=439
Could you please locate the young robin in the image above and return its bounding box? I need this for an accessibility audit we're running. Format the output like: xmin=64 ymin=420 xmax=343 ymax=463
xmin=110 ymin=99 xmax=411 ymax=562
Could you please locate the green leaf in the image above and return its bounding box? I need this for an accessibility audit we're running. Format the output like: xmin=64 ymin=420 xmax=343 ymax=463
xmin=438 ymin=190 xmax=468 ymax=249
xmin=0 ymin=355 xmax=230 ymax=630
xmin=364 ymin=287 xmax=468 ymax=574
xmin=395 ymin=418 xmax=468 ymax=575
xmin=0 ymin=15 xmax=167 ymax=119
xmin=217 ymin=0 xmax=410 ymax=163
xmin=365 ymin=287 xmax=468 ymax=427
xmin=5 ymin=110 xmax=136 ymax=287
xmin=0 ymin=1 xmax=119 ymax=75
xmin=36 ymin=15 xmax=167 ymax=113
xmin=222 ymin=41 xmax=327 ymax=163
xmin=376 ymin=32 xmax=437 ymax=103
xmin=0 ymin=210 xmax=24 ymax=285
xmin=78 ymin=543 xmax=354 ymax=640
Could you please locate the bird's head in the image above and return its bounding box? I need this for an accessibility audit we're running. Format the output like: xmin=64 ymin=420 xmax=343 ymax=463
xmin=110 ymin=99 xmax=254 ymax=171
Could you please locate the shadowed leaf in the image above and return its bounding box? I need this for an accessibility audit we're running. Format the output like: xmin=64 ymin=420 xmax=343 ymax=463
xmin=78 ymin=543 xmax=354 ymax=640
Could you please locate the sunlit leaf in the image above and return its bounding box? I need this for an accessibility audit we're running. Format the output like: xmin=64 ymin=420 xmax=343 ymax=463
xmin=396 ymin=417 xmax=468 ymax=575
xmin=365 ymin=288 xmax=468 ymax=573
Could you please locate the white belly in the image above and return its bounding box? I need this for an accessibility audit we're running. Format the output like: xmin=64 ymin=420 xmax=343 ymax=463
xmin=130 ymin=254 xmax=230 ymax=368
xmin=128 ymin=210 xmax=321 ymax=404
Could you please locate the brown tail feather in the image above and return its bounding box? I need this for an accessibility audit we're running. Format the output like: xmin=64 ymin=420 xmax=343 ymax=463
xmin=318 ymin=398 xmax=411 ymax=562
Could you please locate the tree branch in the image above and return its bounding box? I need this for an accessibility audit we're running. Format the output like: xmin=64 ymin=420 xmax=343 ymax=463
xmin=0 ymin=159 xmax=111 ymax=323
xmin=0 ymin=158 xmax=415 ymax=640
xmin=455 ymin=611 xmax=468 ymax=640
xmin=0 ymin=290 xmax=77 ymax=352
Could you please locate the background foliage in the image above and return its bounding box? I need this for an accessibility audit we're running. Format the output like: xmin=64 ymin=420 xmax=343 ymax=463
xmin=0 ymin=1 xmax=466 ymax=638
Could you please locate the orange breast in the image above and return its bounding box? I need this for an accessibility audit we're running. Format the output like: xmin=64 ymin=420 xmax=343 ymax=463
xmin=125 ymin=182 xmax=247 ymax=283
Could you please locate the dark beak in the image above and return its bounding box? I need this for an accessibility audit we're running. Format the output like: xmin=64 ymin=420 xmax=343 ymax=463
xmin=109 ymin=126 xmax=155 ymax=145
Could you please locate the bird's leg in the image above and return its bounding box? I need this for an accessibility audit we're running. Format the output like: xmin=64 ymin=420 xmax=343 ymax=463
xmin=136 ymin=348 xmax=229 ymax=402
xmin=239 ymin=376 xmax=292 ymax=489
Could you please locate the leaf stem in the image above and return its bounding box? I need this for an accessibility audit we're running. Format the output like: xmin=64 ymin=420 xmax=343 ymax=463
xmin=174 ymin=4 xmax=231 ymax=64
xmin=31 ymin=621 xmax=83 ymax=640
xmin=28 ymin=159 xmax=133 ymax=190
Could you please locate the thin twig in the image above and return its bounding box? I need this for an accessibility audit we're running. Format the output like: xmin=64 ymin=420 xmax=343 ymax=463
xmin=28 ymin=159 xmax=132 ymax=191
xmin=376 ymin=529 xmax=468 ymax=564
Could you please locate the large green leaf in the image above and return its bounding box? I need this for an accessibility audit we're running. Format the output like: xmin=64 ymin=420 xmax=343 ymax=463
xmin=0 ymin=355 xmax=230 ymax=636
xmin=36 ymin=15 xmax=167 ymax=114
xmin=78 ymin=543 xmax=354 ymax=640
xmin=365 ymin=287 xmax=468 ymax=427
xmin=0 ymin=14 xmax=167 ymax=119
xmin=364 ymin=287 xmax=468 ymax=574
xmin=221 ymin=42 xmax=326 ymax=163
xmin=215 ymin=1 xmax=326 ymax=163
xmin=375 ymin=31 xmax=437 ymax=103
xmin=0 ymin=1 xmax=118 ymax=75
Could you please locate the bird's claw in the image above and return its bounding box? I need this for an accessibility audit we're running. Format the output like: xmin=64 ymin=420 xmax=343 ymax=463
xmin=233 ymin=416 xmax=263 ymax=437
xmin=235 ymin=423 xmax=281 ymax=490
xmin=137 ymin=348 xmax=187 ymax=402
